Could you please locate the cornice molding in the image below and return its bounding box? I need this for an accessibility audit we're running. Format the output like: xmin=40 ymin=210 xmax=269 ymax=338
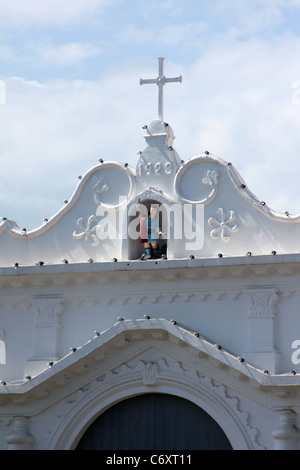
xmin=1 ymin=254 xmax=300 ymax=290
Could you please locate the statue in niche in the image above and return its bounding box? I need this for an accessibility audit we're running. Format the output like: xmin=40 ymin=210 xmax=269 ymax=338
xmin=139 ymin=204 xmax=166 ymax=260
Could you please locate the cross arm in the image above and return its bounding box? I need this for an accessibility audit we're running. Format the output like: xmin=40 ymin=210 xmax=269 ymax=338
xmin=140 ymin=78 xmax=157 ymax=85
xmin=165 ymin=76 xmax=182 ymax=84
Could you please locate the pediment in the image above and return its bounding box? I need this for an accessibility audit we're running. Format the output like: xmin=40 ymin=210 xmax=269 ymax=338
xmin=1 ymin=318 xmax=298 ymax=410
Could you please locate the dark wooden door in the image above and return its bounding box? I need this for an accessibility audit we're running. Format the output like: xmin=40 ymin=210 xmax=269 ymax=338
xmin=76 ymin=393 xmax=232 ymax=450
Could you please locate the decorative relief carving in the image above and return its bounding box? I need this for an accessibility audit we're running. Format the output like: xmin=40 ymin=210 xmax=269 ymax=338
xmin=175 ymin=165 xmax=220 ymax=205
xmin=63 ymin=288 xmax=242 ymax=309
xmin=202 ymin=169 xmax=219 ymax=195
xmin=32 ymin=298 xmax=64 ymax=327
xmin=73 ymin=216 xmax=99 ymax=246
xmin=49 ymin=354 xmax=265 ymax=450
xmin=93 ymin=176 xmax=110 ymax=205
xmin=244 ymin=288 xmax=279 ymax=318
xmin=208 ymin=208 xmax=239 ymax=242
xmin=137 ymin=162 xmax=173 ymax=177
xmin=141 ymin=362 xmax=158 ymax=385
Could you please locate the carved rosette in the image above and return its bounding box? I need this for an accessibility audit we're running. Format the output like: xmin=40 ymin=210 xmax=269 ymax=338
xmin=208 ymin=207 xmax=239 ymax=242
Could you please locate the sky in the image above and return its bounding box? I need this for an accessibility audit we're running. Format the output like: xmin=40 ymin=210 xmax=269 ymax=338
xmin=1 ymin=0 xmax=300 ymax=229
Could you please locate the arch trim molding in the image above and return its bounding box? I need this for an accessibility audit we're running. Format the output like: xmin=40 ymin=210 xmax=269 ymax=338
xmin=47 ymin=355 xmax=261 ymax=450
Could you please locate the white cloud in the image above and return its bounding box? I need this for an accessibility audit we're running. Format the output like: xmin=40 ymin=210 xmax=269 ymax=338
xmin=213 ymin=0 xmax=284 ymax=33
xmin=2 ymin=0 xmax=300 ymax=228
xmin=0 ymin=65 xmax=148 ymax=228
xmin=3 ymin=28 xmax=300 ymax=230
xmin=207 ymin=0 xmax=300 ymax=37
xmin=0 ymin=42 xmax=102 ymax=73
xmin=0 ymin=0 xmax=116 ymax=25
xmin=36 ymin=43 xmax=102 ymax=67
xmin=119 ymin=21 xmax=208 ymax=47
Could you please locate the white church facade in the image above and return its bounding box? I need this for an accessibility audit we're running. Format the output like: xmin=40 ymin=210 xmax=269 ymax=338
xmin=1 ymin=58 xmax=300 ymax=450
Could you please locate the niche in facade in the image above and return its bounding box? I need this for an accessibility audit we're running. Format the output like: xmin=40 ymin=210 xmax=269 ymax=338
xmin=127 ymin=198 xmax=168 ymax=261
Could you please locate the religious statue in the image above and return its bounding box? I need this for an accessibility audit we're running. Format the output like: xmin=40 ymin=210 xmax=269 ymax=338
xmin=139 ymin=204 xmax=165 ymax=259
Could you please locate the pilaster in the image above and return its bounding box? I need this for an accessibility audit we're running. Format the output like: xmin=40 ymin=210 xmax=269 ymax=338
xmin=6 ymin=417 xmax=34 ymax=450
xmin=272 ymin=409 xmax=300 ymax=450
xmin=243 ymin=288 xmax=279 ymax=373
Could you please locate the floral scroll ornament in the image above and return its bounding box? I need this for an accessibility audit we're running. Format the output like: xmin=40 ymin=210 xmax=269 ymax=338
xmin=93 ymin=177 xmax=110 ymax=205
xmin=208 ymin=208 xmax=239 ymax=242
xmin=202 ymin=169 xmax=219 ymax=191
xmin=73 ymin=215 xmax=99 ymax=246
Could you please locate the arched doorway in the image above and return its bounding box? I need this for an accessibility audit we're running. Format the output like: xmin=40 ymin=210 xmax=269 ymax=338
xmin=76 ymin=393 xmax=232 ymax=450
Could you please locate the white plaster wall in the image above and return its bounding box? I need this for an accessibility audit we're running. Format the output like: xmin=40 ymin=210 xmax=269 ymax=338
xmin=2 ymin=257 xmax=300 ymax=383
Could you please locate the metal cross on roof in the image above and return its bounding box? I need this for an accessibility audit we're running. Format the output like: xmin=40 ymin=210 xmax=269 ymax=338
xmin=140 ymin=57 xmax=182 ymax=122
